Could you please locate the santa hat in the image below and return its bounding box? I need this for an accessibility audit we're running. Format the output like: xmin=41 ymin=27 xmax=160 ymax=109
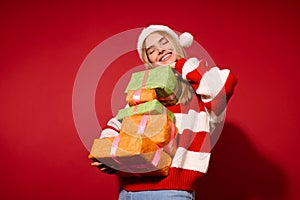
xmin=137 ymin=25 xmax=193 ymax=60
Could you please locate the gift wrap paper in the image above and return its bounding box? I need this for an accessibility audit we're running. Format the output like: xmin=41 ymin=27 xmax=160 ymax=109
xmin=88 ymin=138 xmax=172 ymax=176
xmin=117 ymin=131 xmax=158 ymax=154
xmin=126 ymin=89 xmax=157 ymax=106
xmin=125 ymin=66 xmax=182 ymax=105
xmin=121 ymin=114 xmax=177 ymax=147
xmin=116 ymin=99 xmax=175 ymax=121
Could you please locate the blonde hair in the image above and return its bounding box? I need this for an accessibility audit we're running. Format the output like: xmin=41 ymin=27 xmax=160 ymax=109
xmin=141 ymin=31 xmax=194 ymax=105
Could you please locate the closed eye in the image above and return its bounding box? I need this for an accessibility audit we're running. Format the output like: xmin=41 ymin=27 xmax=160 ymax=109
xmin=159 ymin=37 xmax=168 ymax=45
xmin=146 ymin=48 xmax=155 ymax=55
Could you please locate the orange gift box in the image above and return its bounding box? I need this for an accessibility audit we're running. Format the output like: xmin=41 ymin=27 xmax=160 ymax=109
xmin=88 ymin=137 xmax=172 ymax=177
xmin=121 ymin=114 xmax=178 ymax=148
xmin=126 ymin=89 xmax=157 ymax=106
xmin=117 ymin=131 xmax=158 ymax=154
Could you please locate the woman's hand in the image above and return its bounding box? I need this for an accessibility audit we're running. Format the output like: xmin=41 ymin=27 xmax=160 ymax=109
xmin=169 ymin=62 xmax=176 ymax=68
xmin=90 ymin=158 xmax=118 ymax=174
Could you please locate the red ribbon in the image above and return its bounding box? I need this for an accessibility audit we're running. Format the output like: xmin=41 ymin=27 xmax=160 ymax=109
xmin=137 ymin=115 xmax=149 ymax=134
xmin=132 ymin=90 xmax=142 ymax=105
xmin=141 ymin=70 xmax=149 ymax=89
xmin=133 ymin=105 xmax=138 ymax=115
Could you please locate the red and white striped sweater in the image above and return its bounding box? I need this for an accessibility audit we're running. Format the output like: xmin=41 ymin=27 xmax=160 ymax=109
xmin=100 ymin=57 xmax=237 ymax=192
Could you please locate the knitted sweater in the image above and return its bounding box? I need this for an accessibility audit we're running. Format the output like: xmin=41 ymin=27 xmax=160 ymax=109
xmin=100 ymin=57 xmax=237 ymax=192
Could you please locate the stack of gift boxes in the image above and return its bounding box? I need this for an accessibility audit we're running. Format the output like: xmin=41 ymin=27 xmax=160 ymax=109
xmin=89 ymin=66 xmax=181 ymax=177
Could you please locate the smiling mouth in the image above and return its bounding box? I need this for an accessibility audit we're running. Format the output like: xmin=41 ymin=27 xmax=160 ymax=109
xmin=159 ymin=52 xmax=172 ymax=62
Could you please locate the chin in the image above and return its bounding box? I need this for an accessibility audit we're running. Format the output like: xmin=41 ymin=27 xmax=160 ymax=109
xmin=163 ymin=60 xmax=176 ymax=66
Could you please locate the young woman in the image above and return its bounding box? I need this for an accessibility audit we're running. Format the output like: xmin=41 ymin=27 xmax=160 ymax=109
xmin=92 ymin=25 xmax=237 ymax=200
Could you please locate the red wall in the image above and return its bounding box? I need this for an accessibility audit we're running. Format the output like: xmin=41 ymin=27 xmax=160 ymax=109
xmin=1 ymin=1 xmax=299 ymax=199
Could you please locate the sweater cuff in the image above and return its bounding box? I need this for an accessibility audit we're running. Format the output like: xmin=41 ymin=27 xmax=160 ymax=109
xmin=175 ymin=58 xmax=187 ymax=75
xmin=181 ymin=57 xmax=200 ymax=80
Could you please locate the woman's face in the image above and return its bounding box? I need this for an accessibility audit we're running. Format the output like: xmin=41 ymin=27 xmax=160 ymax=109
xmin=144 ymin=32 xmax=178 ymax=67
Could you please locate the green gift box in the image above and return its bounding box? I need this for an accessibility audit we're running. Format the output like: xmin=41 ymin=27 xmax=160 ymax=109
xmin=125 ymin=66 xmax=181 ymax=106
xmin=116 ymin=99 xmax=175 ymax=122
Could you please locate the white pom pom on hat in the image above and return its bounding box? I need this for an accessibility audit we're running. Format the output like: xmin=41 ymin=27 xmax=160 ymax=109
xmin=179 ymin=32 xmax=193 ymax=48
xmin=137 ymin=25 xmax=193 ymax=60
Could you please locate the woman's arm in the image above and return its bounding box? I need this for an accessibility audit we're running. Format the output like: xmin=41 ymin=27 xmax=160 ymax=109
xmin=99 ymin=117 xmax=121 ymax=138
xmin=175 ymin=58 xmax=238 ymax=115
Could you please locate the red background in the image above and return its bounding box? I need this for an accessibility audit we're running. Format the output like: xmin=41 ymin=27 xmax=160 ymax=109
xmin=1 ymin=0 xmax=299 ymax=199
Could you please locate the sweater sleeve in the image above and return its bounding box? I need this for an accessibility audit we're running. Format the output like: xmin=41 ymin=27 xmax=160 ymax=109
xmin=100 ymin=104 xmax=131 ymax=138
xmin=99 ymin=117 xmax=121 ymax=138
xmin=175 ymin=57 xmax=238 ymax=115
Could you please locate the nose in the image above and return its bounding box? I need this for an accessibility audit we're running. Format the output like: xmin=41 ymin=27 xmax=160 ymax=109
xmin=158 ymin=48 xmax=165 ymax=54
